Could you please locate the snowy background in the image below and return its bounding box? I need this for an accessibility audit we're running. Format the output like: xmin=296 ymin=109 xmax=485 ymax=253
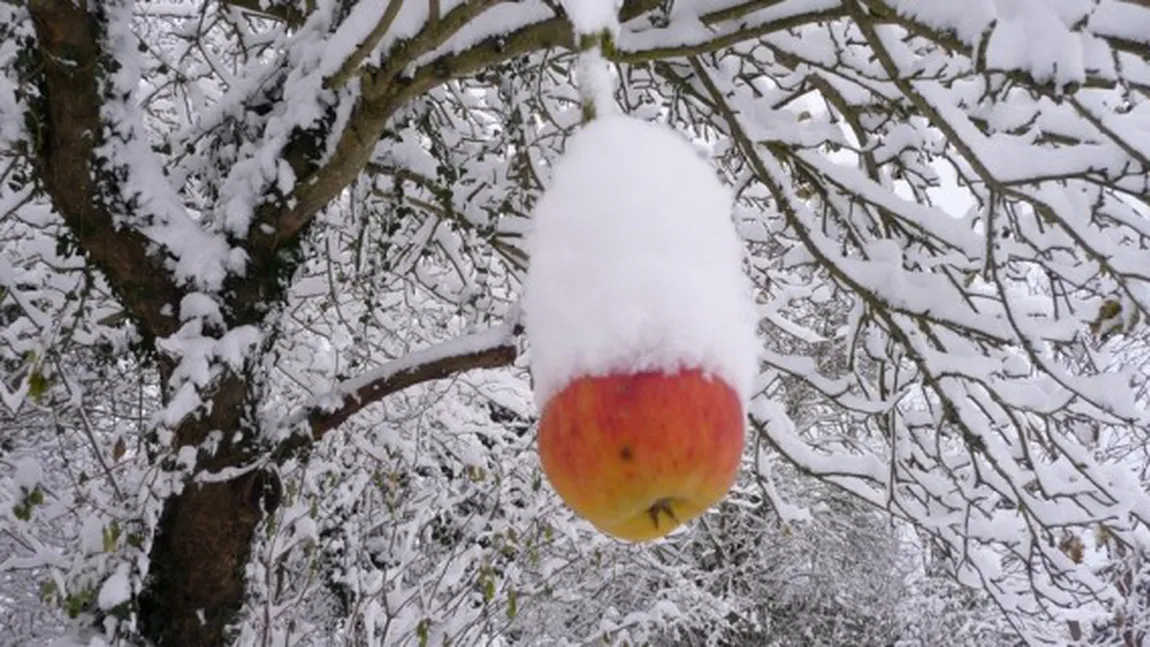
xmin=4 ymin=0 xmax=1150 ymax=645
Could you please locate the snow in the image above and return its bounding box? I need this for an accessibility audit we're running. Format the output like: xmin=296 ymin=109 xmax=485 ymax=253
xmin=559 ymin=0 xmax=622 ymax=36
xmin=48 ymin=635 xmax=108 ymax=647
xmin=0 ymin=19 xmax=24 ymax=146
xmin=577 ymin=47 xmax=618 ymax=118
xmin=98 ymin=2 xmax=238 ymax=291
xmin=1090 ymin=1 xmax=1150 ymax=47
xmin=984 ymin=0 xmax=1085 ymax=89
xmin=523 ymin=116 xmax=760 ymax=408
xmin=317 ymin=0 xmax=411 ymax=78
xmin=884 ymin=0 xmax=994 ymax=45
xmin=619 ymin=0 xmax=841 ymax=55
xmin=179 ymin=292 xmax=223 ymax=325
xmin=13 ymin=457 xmax=42 ymax=491
xmin=752 ymin=399 xmax=887 ymax=489
xmin=8 ymin=1 xmax=1150 ymax=643
xmin=80 ymin=516 xmax=105 ymax=555
xmin=284 ymin=324 xmax=517 ymax=429
xmin=97 ymin=565 xmax=131 ymax=610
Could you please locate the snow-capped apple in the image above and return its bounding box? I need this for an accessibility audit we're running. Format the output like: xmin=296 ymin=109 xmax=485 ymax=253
xmin=523 ymin=115 xmax=759 ymax=542
xmin=538 ymin=369 xmax=744 ymax=541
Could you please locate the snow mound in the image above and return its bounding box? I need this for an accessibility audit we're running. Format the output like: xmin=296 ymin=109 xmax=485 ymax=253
xmin=14 ymin=456 xmax=42 ymax=490
xmin=97 ymin=565 xmax=131 ymax=610
xmin=523 ymin=116 xmax=759 ymax=408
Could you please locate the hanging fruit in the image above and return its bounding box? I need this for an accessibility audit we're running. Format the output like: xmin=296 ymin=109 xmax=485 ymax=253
xmin=523 ymin=114 xmax=759 ymax=542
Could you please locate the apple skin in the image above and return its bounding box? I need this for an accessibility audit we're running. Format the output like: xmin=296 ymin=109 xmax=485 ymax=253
xmin=538 ymin=368 xmax=744 ymax=542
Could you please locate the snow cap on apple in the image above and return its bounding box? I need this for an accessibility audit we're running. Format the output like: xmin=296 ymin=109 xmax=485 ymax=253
xmin=523 ymin=115 xmax=760 ymax=542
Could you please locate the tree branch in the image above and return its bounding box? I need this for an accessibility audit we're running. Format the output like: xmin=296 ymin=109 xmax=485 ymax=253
xmin=241 ymin=0 xmax=836 ymax=281
xmin=258 ymin=0 xmax=506 ymax=252
xmin=391 ymin=0 xmax=841 ymax=104
xmin=258 ymin=0 xmax=677 ymax=253
xmin=220 ymin=0 xmax=308 ymax=27
xmin=273 ymin=323 xmax=519 ymax=460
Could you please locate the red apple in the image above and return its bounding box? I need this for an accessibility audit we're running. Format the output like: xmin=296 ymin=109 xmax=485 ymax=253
xmin=538 ymin=368 xmax=744 ymax=542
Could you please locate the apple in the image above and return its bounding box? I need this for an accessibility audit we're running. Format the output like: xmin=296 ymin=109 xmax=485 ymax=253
xmin=538 ymin=368 xmax=744 ymax=542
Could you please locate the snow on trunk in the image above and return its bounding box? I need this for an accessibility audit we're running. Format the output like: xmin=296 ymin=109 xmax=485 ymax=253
xmin=523 ymin=115 xmax=759 ymax=409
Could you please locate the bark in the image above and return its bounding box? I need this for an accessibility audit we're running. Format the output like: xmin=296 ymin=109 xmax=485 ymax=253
xmin=25 ymin=1 xmax=509 ymax=639
xmin=137 ymin=373 xmax=277 ymax=646
xmin=28 ymin=0 xmax=181 ymax=340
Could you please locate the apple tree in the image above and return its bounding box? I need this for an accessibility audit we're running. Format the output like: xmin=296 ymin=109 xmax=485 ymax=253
xmin=4 ymin=0 xmax=1150 ymax=645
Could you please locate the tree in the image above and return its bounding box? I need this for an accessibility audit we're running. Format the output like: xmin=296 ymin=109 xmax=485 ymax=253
xmin=4 ymin=0 xmax=1150 ymax=645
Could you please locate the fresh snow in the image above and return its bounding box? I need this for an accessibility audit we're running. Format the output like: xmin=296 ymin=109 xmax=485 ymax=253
xmin=97 ymin=565 xmax=131 ymax=611
xmin=8 ymin=1 xmax=1150 ymax=644
xmin=985 ymin=0 xmax=1085 ymax=88
xmin=523 ymin=116 xmax=759 ymax=408
xmin=554 ymin=0 xmax=621 ymax=119
xmin=80 ymin=515 xmax=105 ymax=556
xmin=577 ymin=48 xmax=618 ymax=118
xmin=282 ymin=324 xmax=517 ymax=431
xmin=13 ymin=457 xmax=42 ymax=491
xmin=558 ymin=0 xmax=622 ymax=36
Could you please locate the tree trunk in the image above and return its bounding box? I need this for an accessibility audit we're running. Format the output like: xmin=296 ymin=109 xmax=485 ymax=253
xmin=138 ymin=373 xmax=280 ymax=646
xmin=25 ymin=4 xmax=267 ymax=640
xmin=27 ymin=2 xmax=514 ymax=643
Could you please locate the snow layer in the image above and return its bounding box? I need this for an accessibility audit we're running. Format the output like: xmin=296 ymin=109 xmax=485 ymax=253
xmin=559 ymin=0 xmax=622 ymax=35
xmin=523 ymin=116 xmax=759 ymax=408
xmin=97 ymin=565 xmax=131 ymax=611
xmin=13 ymin=456 xmax=42 ymax=490
xmin=985 ymin=0 xmax=1085 ymax=88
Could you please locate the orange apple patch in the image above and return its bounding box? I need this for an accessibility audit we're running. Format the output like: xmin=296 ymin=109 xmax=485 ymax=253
xmin=538 ymin=368 xmax=744 ymax=542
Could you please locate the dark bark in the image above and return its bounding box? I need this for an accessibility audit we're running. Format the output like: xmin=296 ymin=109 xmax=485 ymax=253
xmin=137 ymin=373 xmax=275 ymax=646
xmin=139 ymin=478 xmax=263 ymax=644
xmin=28 ymin=0 xmax=181 ymax=340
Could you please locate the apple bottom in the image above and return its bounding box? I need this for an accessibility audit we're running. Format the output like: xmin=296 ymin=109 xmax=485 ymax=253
xmin=538 ymin=368 xmax=745 ymax=542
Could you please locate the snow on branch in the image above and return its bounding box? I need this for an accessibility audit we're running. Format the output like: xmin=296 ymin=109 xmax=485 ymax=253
xmin=219 ymin=0 xmax=305 ymax=26
xmin=28 ymin=0 xmax=184 ymax=339
xmin=275 ymin=323 xmax=519 ymax=459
